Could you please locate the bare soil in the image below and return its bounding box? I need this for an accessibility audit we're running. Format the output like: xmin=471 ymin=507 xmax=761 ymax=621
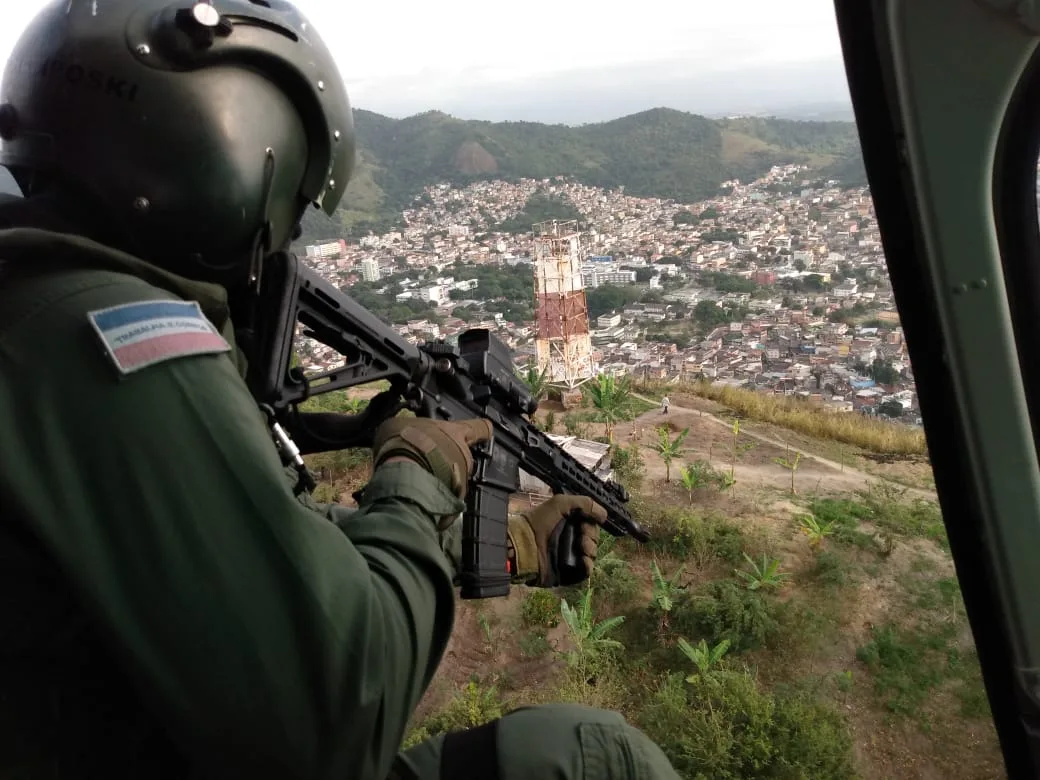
xmin=617 ymin=398 xmax=933 ymax=499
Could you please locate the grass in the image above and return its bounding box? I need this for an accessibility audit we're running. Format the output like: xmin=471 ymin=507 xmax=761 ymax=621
xmin=856 ymin=617 xmax=987 ymax=723
xmin=634 ymin=378 xmax=927 ymax=456
xmin=811 ymin=484 xmax=948 ymax=551
xmin=305 ymin=383 xmax=1000 ymax=778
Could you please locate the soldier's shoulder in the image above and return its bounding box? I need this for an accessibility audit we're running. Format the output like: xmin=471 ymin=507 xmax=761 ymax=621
xmin=1 ymin=268 xmax=231 ymax=379
xmin=0 ymin=264 xmax=170 ymax=320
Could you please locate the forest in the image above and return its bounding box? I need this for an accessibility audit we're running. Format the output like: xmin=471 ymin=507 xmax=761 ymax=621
xmin=495 ymin=192 xmax=585 ymax=234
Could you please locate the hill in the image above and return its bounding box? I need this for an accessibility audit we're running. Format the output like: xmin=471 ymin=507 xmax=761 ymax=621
xmin=0 ymin=109 xmax=864 ymax=240
xmin=303 ymin=382 xmax=1001 ymax=779
xmin=300 ymin=107 xmax=865 ymax=242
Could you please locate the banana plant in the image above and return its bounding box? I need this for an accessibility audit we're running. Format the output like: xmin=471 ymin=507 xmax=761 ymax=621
xmin=591 ymin=534 xmax=629 ymax=584
xmin=560 ymin=587 xmax=626 ymax=690
xmin=774 ymin=444 xmax=803 ymax=495
xmin=735 ymin=552 xmax=788 ymax=591
xmin=650 ymin=560 xmax=686 ymax=634
xmin=797 ymin=513 xmax=835 ymax=551
xmin=728 ymin=419 xmax=756 ymax=479
xmin=342 ymin=396 xmax=368 ymax=414
xmin=585 ymin=373 xmax=635 ymax=443
xmin=654 ymin=426 xmax=690 ymax=482
xmin=677 ymin=637 xmax=731 ymax=681
xmin=679 ymin=460 xmax=713 ymax=505
xmin=518 ymin=362 xmax=550 ymax=402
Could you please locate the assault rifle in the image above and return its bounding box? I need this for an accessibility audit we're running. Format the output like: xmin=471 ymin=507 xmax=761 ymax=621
xmin=238 ymin=251 xmax=649 ymax=600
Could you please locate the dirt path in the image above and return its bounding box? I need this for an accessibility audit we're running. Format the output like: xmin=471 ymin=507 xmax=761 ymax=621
xmin=626 ymin=395 xmax=937 ymax=501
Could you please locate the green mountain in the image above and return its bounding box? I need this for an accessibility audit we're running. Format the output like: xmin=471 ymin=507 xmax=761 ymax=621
xmin=0 ymin=107 xmax=866 ymax=239
xmin=298 ymin=107 xmax=865 ymax=243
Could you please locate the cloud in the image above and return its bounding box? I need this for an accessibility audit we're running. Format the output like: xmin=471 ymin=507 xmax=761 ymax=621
xmin=351 ymin=56 xmax=852 ymax=124
xmin=0 ymin=0 xmax=849 ymax=125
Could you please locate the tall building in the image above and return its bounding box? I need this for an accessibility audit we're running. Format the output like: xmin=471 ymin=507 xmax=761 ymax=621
xmin=360 ymin=258 xmax=380 ymax=282
xmin=305 ymin=239 xmax=348 ymax=260
xmin=533 ymin=220 xmax=595 ymax=390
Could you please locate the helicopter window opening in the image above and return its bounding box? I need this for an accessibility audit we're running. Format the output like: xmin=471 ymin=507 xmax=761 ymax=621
xmin=0 ymin=165 xmax=21 ymax=199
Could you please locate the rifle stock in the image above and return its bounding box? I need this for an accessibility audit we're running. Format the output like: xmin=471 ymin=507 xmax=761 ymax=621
xmin=242 ymin=252 xmax=649 ymax=598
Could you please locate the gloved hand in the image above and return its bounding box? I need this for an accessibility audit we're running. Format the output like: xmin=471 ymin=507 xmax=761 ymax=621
xmin=508 ymin=495 xmax=608 ymax=587
xmin=372 ymin=416 xmax=493 ymax=499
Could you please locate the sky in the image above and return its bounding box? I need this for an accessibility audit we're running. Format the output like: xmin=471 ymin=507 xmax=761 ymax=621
xmin=0 ymin=0 xmax=852 ymax=124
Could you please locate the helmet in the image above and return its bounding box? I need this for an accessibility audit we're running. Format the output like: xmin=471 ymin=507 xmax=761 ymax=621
xmin=0 ymin=0 xmax=355 ymax=282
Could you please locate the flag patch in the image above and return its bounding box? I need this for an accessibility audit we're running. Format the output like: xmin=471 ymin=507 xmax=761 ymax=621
xmin=88 ymin=299 xmax=231 ymax=375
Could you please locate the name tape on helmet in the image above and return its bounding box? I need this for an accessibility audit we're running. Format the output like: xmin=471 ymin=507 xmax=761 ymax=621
xmin=88 ymin=299 xmax=231 ymax=375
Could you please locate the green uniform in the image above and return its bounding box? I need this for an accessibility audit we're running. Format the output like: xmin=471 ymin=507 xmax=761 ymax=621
xmin=392 ymin=704 xmax=680 ymax=780
xmin=0 ymin=227 xmax=461 ymax=779
xmin=0 ymin=226 xmax=678 ymax=780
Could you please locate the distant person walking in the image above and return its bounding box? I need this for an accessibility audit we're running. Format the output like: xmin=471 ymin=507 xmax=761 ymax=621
xmin=661 ymin=395 xmax=670 ymax=415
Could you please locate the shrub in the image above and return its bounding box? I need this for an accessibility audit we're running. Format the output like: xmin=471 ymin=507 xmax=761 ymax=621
xmin=521 ymin=589 xmax=560 ymax=629
xmin=812 ymin=550 xmax=850 ymax=588
xmin=638 ymin=672 xmax=855 ymax=779
xmin=610 ymin=443 xmax=646 ymax=493
xmin=590 ymin=536 xmax=640 ymax=608
xmin=403 ymin=679 xmax=504 ymax=748
xmin=642 ymin=505 xmax=745 ymax=566
xmin=672 ymin=580 xmax=778 ymax=653
xmin=812 ymin=490 xmax=948 ymax=551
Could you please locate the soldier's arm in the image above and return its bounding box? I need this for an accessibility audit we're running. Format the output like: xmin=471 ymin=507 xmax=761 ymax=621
xmin=8 ymin=289 xmax=458 ymax=779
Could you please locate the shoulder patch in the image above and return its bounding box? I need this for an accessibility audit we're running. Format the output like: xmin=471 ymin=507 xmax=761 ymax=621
xmin=87 ymin=299 xmax=231 ymax=375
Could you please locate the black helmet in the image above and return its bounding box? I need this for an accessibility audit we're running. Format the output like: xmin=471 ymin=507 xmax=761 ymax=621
xmin=0 ymin=0 xmax=355 ymax=282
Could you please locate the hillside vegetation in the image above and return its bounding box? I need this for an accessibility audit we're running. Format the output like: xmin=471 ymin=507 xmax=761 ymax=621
xmin=302 ymin=107 xmax=864 ymax=241
xmin=0 ymin=108 xmax=863 ymax=239
xmin=303 ymin=383 xmax=999 ymax=779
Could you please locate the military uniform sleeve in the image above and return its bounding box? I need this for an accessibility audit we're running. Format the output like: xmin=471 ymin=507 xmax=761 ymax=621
xmin=315 ymin=495 xmax=464 ymax=580
xmin=0 ymin=272 xmax=457 ymax=780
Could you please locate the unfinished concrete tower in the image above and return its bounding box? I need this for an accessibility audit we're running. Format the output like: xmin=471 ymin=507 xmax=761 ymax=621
xmin=533 ymin=219 xmax=595 ymax=395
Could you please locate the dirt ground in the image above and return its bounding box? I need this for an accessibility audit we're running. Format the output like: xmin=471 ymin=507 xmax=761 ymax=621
xmin=611 ymin=396 xmax=937 ymax=501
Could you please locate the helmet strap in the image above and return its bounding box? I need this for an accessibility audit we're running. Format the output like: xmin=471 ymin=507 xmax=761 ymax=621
xmin=248 ymin=148 xmax=278 ymax=293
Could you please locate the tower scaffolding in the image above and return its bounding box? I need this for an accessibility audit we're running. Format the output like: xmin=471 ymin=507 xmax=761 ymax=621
xmin=533 ymin=219 xmax=596 ymax=391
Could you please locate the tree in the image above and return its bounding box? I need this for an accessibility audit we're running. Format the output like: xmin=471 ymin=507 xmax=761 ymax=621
xmin=878 ymin=399 xmax=905 ymax=418
xmin=693 ymin=300 xmax=730 ymax=330
xmin=634 ymin=267 xmax=655 ymax=283
xmin=584 ymin=373 xmax=634 ymax=442
xmin=654 ymin=426 xmax=690 ymax=482
xmin=871 ymin=359 xmax=900 ymax=385
xmin=496 ymin=192 xmax=584 ymax=234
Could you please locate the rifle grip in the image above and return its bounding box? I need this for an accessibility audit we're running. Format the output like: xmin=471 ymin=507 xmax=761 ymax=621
xmin=460 ymin=440 xmax=514 ymax=599
xmin=556 ymin=514 xmax=590 ymax=587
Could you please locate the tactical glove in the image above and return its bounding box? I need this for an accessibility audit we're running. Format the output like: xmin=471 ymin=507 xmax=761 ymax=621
xmin=508 ymin=495 xmax=608 ymax=587
xmin=372 ymin=416 xmax=493 ymax=500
